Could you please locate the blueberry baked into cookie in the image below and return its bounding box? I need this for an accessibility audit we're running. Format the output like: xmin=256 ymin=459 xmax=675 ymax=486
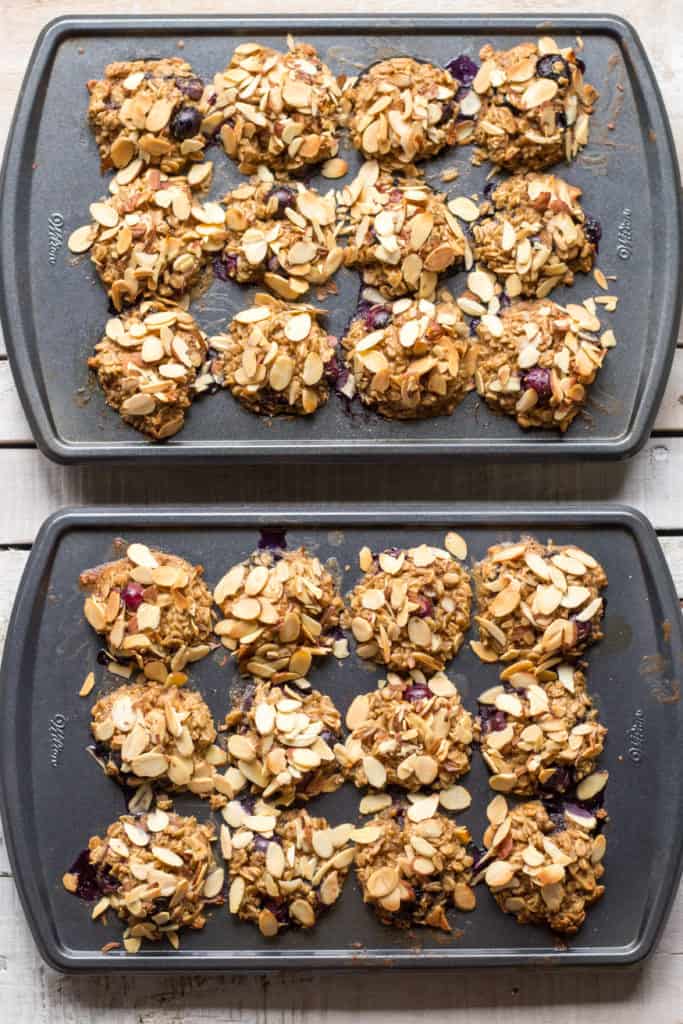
xmin=480 ymin=797 xmax=606 ymax=934
xmin=213 ymin=546 xmax=344 ymax=679
xmin=63 ymin=809 xmax=224 ymax=951
xmin=210 ymin=296 xmax=336 ymax=417
xmin=474 ymin=299 xmax=609 ymax=431
xmin=457 ymin=37 xmax=598 ymax=170
xmin=216 ymin=173 xmax=344 ymax=299
xmin=340 ymin=161 xmax=468 ymax=299
xmin=337 ymin=670 xmax=473 ymax=792
xmin=87 ymin=58 xmax=215 ymax=176
xmin=90 ymin=682 xmax=226 ymax=798
xmin=472 ymin=537 xmax=607 ymax=662
xmin=68 ymin=170 xmax=225 ymax=310
xmin=343 ymin=542 xmax=472 ymax=672
xmin=89 ymin=301 xmax=209 ymax=439
xmin=81 ymin=542 xmax=215 ymax=677
xmin=346 ymin=56 xmax=461 ymax=167
xmin=471 ymin=173 xmax=599 ymax=298
xmin=223 ymin=805 xmax=355 ymax=936
xmin=209 ymin=38 xmax=343 ymax=174
xmin=341 ymin=294 xmax=475 ymax=419
xmin=354 ymin=801 xmax=475 ymax=931
xmin=476 ymin=664 xmax=606 ymax=795
xmin=223 ymin=681 xmax=344 ymax=805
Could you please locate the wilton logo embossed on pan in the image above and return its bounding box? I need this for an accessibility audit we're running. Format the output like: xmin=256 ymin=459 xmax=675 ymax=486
xmin=617 ymin=209 xmax=633 ymax=260
xmin=627 ymin=708 xmax=645 ymax=763
xmin=48 ymin=213 xmax=65 ymax=264
xmin=49 ymin=713 xmax=66 ymax=766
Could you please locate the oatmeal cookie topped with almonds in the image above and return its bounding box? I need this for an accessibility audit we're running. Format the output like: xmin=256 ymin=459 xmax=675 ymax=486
xmin=343 ymin=543 xmax=472 ymax=672
xmin=355 ymin=802 xmax=475 ymax=931
xmin=346 ymin=57 xmax=460 ymax=167
xmin=224 ymin=805 xmax=355 ymax=936
xmin=341 ymin=294 xmax=475 ymax=419
xmin=68 ymin=169 xmax=226 ymax=311
xmin=339 ymin=161 xmax=468 ymax=299
xmin=223 ymin=680 xmax=343 ymax=805
xmin=475 ymin=299 xmax=609 ymax=431
xmin=480 ymin=798 xmax=606 ymax=934
xmin=476 ymin=664 xmax=606 ymax=795
xmin=337 ymin=670 xmax=473 ymax=792
xmin=81 ymin=542 xmax=214 ymax=676
xmin=472 ymin=537 xmax=607 ymax=663
xmin=89 ymin=301 xmax=209 ymax=440
xmin=213 ymin=546 xmax=344 ymax=680
xmin=210 ymin=295 xmax=336 ymax=417
xmin=87 ymin=58 xmax=215 ymax=176
xmin=458 ymin=37 xmax=598 ymax=170
xmin=472 ymin=173 xmax=598 ymax=298
xmin=90 ymin=683 xmax=226 ymax=797
xmin=63 ymin=809 xmax=223 ymax=951
xmin=217 ymin=172 xmax=344 ymax=300
xmin=208 ymin=38 xmax=343 ymax=174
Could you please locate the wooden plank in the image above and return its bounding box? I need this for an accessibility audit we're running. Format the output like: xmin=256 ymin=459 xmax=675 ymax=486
xmin=1 ymin=440 xmax=683 ymax=545
xmin=0 ymin=347 xmax=681 ymax=445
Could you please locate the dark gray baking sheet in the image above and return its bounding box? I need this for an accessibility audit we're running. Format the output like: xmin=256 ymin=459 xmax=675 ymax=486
xmin=0 ymin=14 xmax=680 ymax=463
xmin=0 ymin=504 xmax=681 ymax=972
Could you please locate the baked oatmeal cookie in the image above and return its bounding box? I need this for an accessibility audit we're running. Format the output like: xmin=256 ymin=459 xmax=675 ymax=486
xmin=458 ymin=37 xmax=598 ymax=170
xmin=81 ymin=542 xmax=214 ymax=676
xmin=216 ymin=172 xmax=344 ymax=300
xmin=476 ymin=664 xmax=606 ymax=795
xmin=337 ymin=670 xmax=473 ymax=792
xmin=87 ymin=58 xmax=215 ymax=176
xmin=472 ymin=537 xmax=607 ymax=663
xmin=210 ymin=295 xmax=336 ymax=416
xmin=68 ymin=169 xmax=225 ymax=311
xmin=480 ymin=798 xmax=606 ymax=934
xmin=339 ymin=161 xmax=468 ymax=299
xmin=355 ymin=801 xmax=475 ymax=931
xmin=343 ymin=543 xmax=472 ymax=672
xmin=214 ymin=546 xmax=344 ymax=680
xmin=223 ymin=805 xmax=355 ymax=936
xmin=208 ymin=38 xmax=343 ymax=174
xmin=341 ymin=294 xmax=475 ymax=419
xmin=89 ymin=301 xmax=209 ymax=440
xmin=346 ymin=57 xmax=460 ymax=167
xmin=475 ymin=299 xmax=608 ymax=431
xmin=223 ymin=680 xmax=343 ymax=805
xmin=472 ymin=173 xmax=598 ymax=298
xmin=90 ymin=682 xmax=227 ymax=798
xmin=63 ymin=809 xmax=223 ymax=951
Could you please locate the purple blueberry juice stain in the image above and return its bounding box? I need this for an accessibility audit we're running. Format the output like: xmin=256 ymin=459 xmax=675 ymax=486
xmin=403 ymin=683 xmax=432 ymax=704
xmin=477 ymin=705 xmax=507 ymax=734
xmin=67 ymin=850 xmax=117 ymax=902
xmin=213 ymin=253 xmax=238 ymax=282
xmin=176 ymin=77 xmax=205 ymax=100
xmin=584 ymin=215 xmax=602 ymax=252
xmin=570 ymin=614 xmax=593 ymax=643
xmin=445 ymin=54 xmax=479 ymax=87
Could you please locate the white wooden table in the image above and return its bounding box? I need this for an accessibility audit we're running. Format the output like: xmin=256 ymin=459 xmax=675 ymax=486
xmin=0 ymin=1 xmax=682 ymax=1020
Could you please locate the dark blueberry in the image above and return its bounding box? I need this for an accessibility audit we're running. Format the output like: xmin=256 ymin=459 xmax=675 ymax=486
xmin=364 ymin=304 xmax=392 ymax=331
xmin=121 ymin=581 xmax=144 ymax=611
xmin=540 ymin=765 xmax=573 ymax=794
xmin=263 ymin=898 xmax=290 ymax=925
xmin=266 ymin=254 xmax=283 ymax=274
xmin=320 ymin=729 xmax=337 ymax=746
xmin=445 ymin=54 xmax=479 ymax=88
xmin=253 ymin=835 xmax=273 ymax=854
xmin=556 ymin=111 xmax=567 ymax=130
xmin=521 ymin=366 xmax=552 ymax=403
xmin=267 ymin=186 xmax=297 ymax=218
xmin=324 ymin=354 xmax=350 ymax=391
xmin=483 ymin=179 xmax=499 ymax=200
xmin=470 ymin=844 xmax=489 ymax=872
xmin=403 ymin=683 xmax=431 ymax=704
xmin=176 ymin=77 xmax=205 ymax=101
xmin=96 ymin=648 xmax=112 ymax=666
xmin=240 ymin=795 xmax=257 ymax=815
xmin=498 ymin=292 xmax=511 ymax=311
xmin=570 ymin=614 xmax=593 ymax=643
xmin=170 ymin=105 xmax=202 ymax=141
xmin=67 ymin=850 xmax=118 ymax=902
xmin=416 ymin=596 xmax=434 ymax=618
xmin=468 ymin=316 xmax=481 ymax=338
xmin=583 ymin=215 xmax=602 ymax=251
xmin=455 ymin=87 xmax=471 ymax=105
xmin=258 ymin=527 xmax=287 ymax=553
xmin=213 ymin=253 xmax=238 ymax=282
xmin=536 ymin=54 xmax=571 ymax=83
xmin=478 ymin=706 xmax=507 ymax=734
